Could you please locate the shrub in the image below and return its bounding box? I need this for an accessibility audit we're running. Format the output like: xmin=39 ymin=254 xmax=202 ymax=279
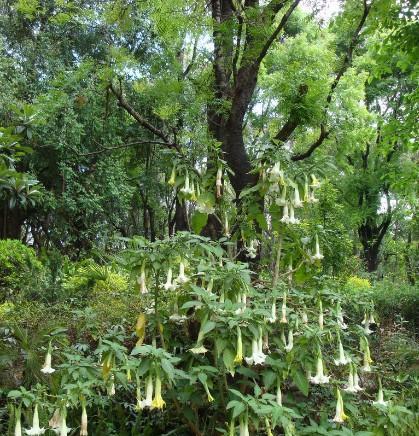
xmin=0 ymin=240 xmax=44 ymax=302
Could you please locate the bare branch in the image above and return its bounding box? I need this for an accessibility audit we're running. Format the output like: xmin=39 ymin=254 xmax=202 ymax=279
xmin=290 ymin=124 xmax=329 ymax=161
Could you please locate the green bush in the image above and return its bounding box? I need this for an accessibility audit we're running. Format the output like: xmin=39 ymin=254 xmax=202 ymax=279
xmin=0 ymin=240 xmax=44 ymax=302
xmin=371 ymin=281 xmax=419 ymax=331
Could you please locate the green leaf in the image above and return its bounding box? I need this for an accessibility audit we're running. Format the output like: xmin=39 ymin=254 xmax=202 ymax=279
xmin=191 ymin=211 xmax=208 ymax=234
xmin=292 ymin=369 xmax=309 ymax=396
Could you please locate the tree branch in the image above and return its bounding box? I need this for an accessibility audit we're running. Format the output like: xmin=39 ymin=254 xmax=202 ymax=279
xmin=79 ymin=140 xmax=172 ymax=157
xmin=108 ymin=82 xmax=180 ymax=151
xmin=290 ymin=124 xmax=329 ymax=161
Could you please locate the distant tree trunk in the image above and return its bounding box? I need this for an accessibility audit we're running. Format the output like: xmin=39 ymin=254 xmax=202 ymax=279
xmin=0 ymin=206 xmax=23 ymax=240
xmin=358 ymin=215 xmax=391 ymax=273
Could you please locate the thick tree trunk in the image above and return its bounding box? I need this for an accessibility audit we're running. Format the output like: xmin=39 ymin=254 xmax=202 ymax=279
xmin=0 ymin=206 xmax=23 ymax=240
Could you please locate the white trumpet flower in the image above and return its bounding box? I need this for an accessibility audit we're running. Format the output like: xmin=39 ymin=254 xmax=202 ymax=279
xmin=176 ymin=261 xmax=189 ymax=284
xmin=293 ymin=186 xmax=303 ymax=208
xmin=268 ymin=299 xmax=277 ymax=323
xmin=344 ymin=365 xmax=357 ymax=393
xmin=180 ymin=172 xmax=193 ymax=196
xmin=373 ymin=379 xmax=388 ymax=407
xmin=310 ymin=355 xmax=330 ymax=384
xmin=276 ymin=186 xmax=287 ymax=206
xmin=310 ymin=174 xmax=321 ymax=189
xmin=140 ymin=375 xmax=154 ymax=409
xmin=54 ymin=412 xmax=71 ymax=436
xmin=41 ymin=342 xmax=55 ymax=374
xmin=216 ymin=167 xmax=223 ymax=197
xmin=318 ymin=300 xmax=324 ymax=330
xmin=162 ymin=268 xmax=177 ymax=291
xmin=312 ymin=234 xmax=324 ymax=261
xmin=239 ymin=415 xmax=250 ymax=436
xmin=138 ymin=262 xmax=148 ymax=294
xmin=280 ymin=292 xmax=288 ymax=323
xmin=276 ymin=378 xmax=282 ymax=406
xmin=245 ymin=338 xmax=266 ymax=366
xmin=288 ymin=204 xmax=300 ymax=224
xmin=234 ymin=327 xmax=243 ymax=364
xmin=364 ymin=319 xmax=373 ymax=335
xmin=353 ymin=366 xmax=363 ymax=392
xmin=280 ymin=203 xmax=290 ymax=224
xmin=80 ymin=404 xmax=88 ymax=435
xmin=269 ymin=162 xmax=282 ymax=182
xmin=168 ymin=166 xmax=176 ymax=186
xmin=14 ymin=408 xmax=22 ymax=436
xmin=334 ymin=339 xmax=350 ymax=366
xmin=24 ymin=404 xmax=45 ymax=435
xmin=285 ymin=329 xmax=294 ymax=353
xmin=336 ymin=303 xmax=347 ymax=329
xmin=332 ymin=388 xmax=348 ymax=423
xmin=360 ymin=337 xmax=373 ymax=372
xmin=246 ymin=240 xmax=259 ymax=258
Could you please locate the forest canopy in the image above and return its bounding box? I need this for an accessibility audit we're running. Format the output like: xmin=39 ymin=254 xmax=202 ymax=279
xmin=0 ymin=0 xmax=417 ymax=435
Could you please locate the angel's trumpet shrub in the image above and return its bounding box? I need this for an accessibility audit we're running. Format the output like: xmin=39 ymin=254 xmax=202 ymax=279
xmin=41 ymin=342 xmax=55 ymax=374
xmin=234 ymin=327 xmax=243 ymax=364
xmin=239 ymin=415 xmax=249 ymax=436
xmin=269 ymin=162 xmax=281 ymax=182
xmin=57 ymin=408 xmax=71 ymax=436
xmin=332 ymin=388 xmax=348 ymax=424
xmin=344 ymin=365 xmax=357 ymax=393
xmin=353 ymin=366 xmax=363 ymax=391
xmin=180 ymin=172 xmax=193 ymax=196
xmin=245 ymin=336 xmax=266 ymax=366
xmin=151 ymin=375 xmax=166 ymax=410
xmin=310 ymin=174 xmax=321 ymax=189
xmin=203 ymin=380 xmax=214 ymax=403
xmin=310 ymin=354 xmax=330 ymax=384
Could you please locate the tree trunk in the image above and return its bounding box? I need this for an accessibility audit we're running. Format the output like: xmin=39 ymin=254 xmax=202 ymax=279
xmin=0 ymin=206 xmax=23 ymax=240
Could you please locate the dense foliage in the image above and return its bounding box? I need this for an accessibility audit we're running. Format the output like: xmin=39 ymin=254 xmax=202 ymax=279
xmin=0 ymin=0 xmax=417 ymax=435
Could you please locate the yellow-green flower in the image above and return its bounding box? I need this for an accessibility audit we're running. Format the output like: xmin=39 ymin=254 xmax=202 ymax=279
xmin=151 ymin=375 xmax=166 ymax=410
xmin=332 ymin=388 xmax=348 ymax=423
xmin=234 ymin=327 xmax=243 ymax=364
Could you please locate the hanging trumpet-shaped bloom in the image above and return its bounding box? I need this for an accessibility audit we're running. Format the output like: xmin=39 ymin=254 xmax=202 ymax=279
xmin=189 ymin=318 xmax=209 ymax=354
xmin=80 ymin=403 xmax=88 ymax=435
xmin=141 ymin=375 xmax=154 ymax=409
xmin=14 ymin=407 xmax=22 ymax=436
xmin=293 ymin=186 xmax=303 ymax=208
xmin=176 ymin=261 xmax=189 ymax=284
xmin=312 ymin=234 xmax=324 ymax=261
xmin=216 ymin=167 xmax=223 ymax=197
xmin=361 ymin=312 xmax=367 ymax=325
xmin=373 ymin=378 xmax=388 ymax=407
xmin=304 ymin=177 xmax=309 ymax=203
xmin=228 ymin=419 xmax=235 ymax=436
xmin=269 ymin=162 xmax=282 ymax=182
xmin=151 ymin=375 xmax=166 ymax=410
xmin=360 ymin=337 xmax=373 ymax=372
xmin=138 ymin=262 xmax=148 ymax=294
xmin=168 ymin=166 xmax=176 ymax=186
xmin=41 ymin=342 xmax=55 ymax=374
xmin=276 ymin=378 xmax=283 ymax=406
xmin=276 ymin=185 xmax=287 ymax=207
xmin=54 ymin=410 xmax=71 ymax=436
xmin=265 ymin=417 xmax=274 ymax=436
xmin=302 ymin=307 xmax=308 ymax=324
xmin=180 ymin=172 xmax=193 ymax=196
xmin=268 ymin=298 xmax=277 ymax=323
xmin=224 ymin=213 xmax=230 ymax=237
xmin=353 ymin=366 xmax=363 ymax=392
xmin=239 ymin=415 xmax=250 ymax=436
xmin=334 ymin=336 xmax=350 ymax=366
xmin=332 ymin=388 xmax=348 ymax=424
xmin=203 ymin=380 xmax=214 ymax=403
xmin=25 ymin=404 xmax=45 ymax=435
xmin=308 ymin=189 xmax=319 ymax=204
xmin=363 ymin=318 xmax=373 ymax=335
xmin=108 ymin=375 xmax=116 ymax=396
xmin=318 ymin=300 xmax=324 ymax=330
xmin=234 ymin=327 xmax=243 ymax=364
xmin=288 ymin=204 xmax=300 ymax=224
xmin=190 ymin=180 xmax=197 ymax=201
xmin=245 ymin=337 xmax=266 ymax=366
xmin=280 ymin=327 xmax=287 ymax=346
xmin=336 ymin=302 xmax=347 ymax=330
xmin=162 ymin=268 xmax=177 ymax=291
xmin=245 ymin=239 xmax=258 ymax=259
xmin=280 ymin=203 xmax=290 ymax=224
xmin=310 ymin=174 xmax=321 ymax=189
xmin=280 ymin=292 xmax=287 ymax=323
xmin=285 ymin=329 xmax=294 ymax=353
xmin=169 ymin=300 xmax=187 ymax=324
xmin=310 ymin=355 xmax=330 ymax=384
xmin=344 ymin=365 xmax=357 ymax=393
